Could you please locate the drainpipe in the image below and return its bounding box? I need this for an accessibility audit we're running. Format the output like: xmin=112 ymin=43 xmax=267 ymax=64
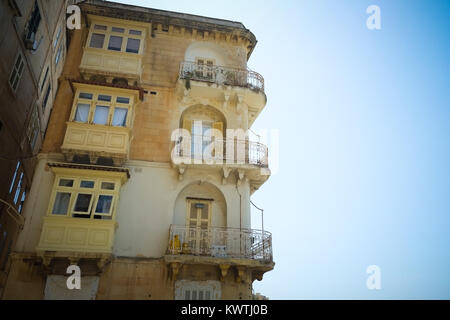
xmin=235 ymin=182 xmax=242 ymax=255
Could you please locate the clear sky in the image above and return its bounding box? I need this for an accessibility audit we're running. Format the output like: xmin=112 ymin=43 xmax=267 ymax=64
xmin=110 ymin=0 xmax=450 ymax=299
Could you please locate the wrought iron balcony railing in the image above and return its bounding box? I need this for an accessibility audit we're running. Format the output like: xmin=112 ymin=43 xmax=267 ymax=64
xmin=179 ymin=61 xmax=265 ymax=92
xmin=173 ymin=135 xmax=268 ymax=168
xmin=167 ymin=224 xmax=273 ymax=262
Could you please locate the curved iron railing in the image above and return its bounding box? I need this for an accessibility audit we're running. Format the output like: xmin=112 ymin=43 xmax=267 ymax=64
xmin=179 ymin=61 xmax=265 ymax=92
xmin=167 ymin=224 xmax=273 ymax=262
xmin=173 ymin=134 xmax=268 ymax=168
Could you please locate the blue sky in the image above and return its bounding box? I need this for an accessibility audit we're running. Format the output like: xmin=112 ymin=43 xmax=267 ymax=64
xmin=111 ymin=0 xmax=450 ymax=299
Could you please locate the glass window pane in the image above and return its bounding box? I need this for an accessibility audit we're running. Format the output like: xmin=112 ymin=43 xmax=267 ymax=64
xmin=201 ymin=206 xmax=208 ymax=219
xmin=185 ymin=290 xmax=190 ymax=300
xmin=93 ymin=105 xmax=109 ymax=125
xmin=205 ymin=291 xmax=211 ymax=300
xmin=73 ymin=193 xmax=92 ymax=213
xmin=108 ymin=36 xmax=122 ymax=51
xmin=79 ymin=92 xmax=93 ymax=99
xmin=52 ymin=192 xmax=71 ymax=215
xmin=80 ymin=180 xmax=94 ymax=188
xmin=95 ymin=195 xmax=113 ymax=214
xmin=126 ymin=38 xmax=140 ymax=54
xmin=198 ymin=290 xmax=204 ymax=300
xmin=116 ymin=97 xmax=130 ymax=104
xmin=98 ymin=95 xmax=111 ymax=102
xmin=94 ymin=25 xmax=107 ymax=31
xmin=101 ymin=182 xmax=115 ymax=190
xmin=192 ymin=291 xmax=197 ymax=300
xmin=111 ymin=27 xmax=124 ymax=33
xmin=90 ymin=33 xmax=105 ymax=48
xmin=129 ymin=30 xmax=142 ymax=36
xmin=112 ymin=108 xmax=128 ymax=127
xmin=190 ymin=203 xmax=197 ymax=219
xmin=59 ymin=179 xmax=74 ymax=187
xmin=74 ymin=104 xmax=90 ymax=122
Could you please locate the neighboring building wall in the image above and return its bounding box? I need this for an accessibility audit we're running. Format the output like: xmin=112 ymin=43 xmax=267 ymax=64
xmin=0 ymin=0 xmax=70 ymax=297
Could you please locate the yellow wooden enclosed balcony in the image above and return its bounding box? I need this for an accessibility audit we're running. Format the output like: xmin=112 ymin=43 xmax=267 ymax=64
xmin=79 ymin=16 xmax=149 ymax=82
xmin=36 ymin=216 xmax=116 ymax=254
xmin=61 ymin=122 xmax=130 ymax=165
xmin=36 ymin=164 xmax=128 ymax=258
xmin=61 ymin=82 xmax=140 ymax=165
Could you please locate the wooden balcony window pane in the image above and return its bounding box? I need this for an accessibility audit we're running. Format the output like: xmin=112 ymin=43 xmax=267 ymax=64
xmin=112 ymin=108 xmax=128 ymax=127
xmin=79 ymin=92 xmax=93 ymax=100
xmin=116 ymin=97 xmax=130 ymax=104
xmin=74 ymin=104 xmax=90 ymax=123
xmin=126 ymin=38 xmax=140 ymax=54
xmin=108 ymin=36 xmax=122 ymax=51
xmin=90 ymin=33 xmax=105 ymax=48
xmin=73 ymin=193 xmax=92 ymax=213
xmin=59 ymin=179 xmax=74 ymax=187
xmin=95 ymin=195 xmax=113 ymax=214
xmin=80 ymin=180 xmax=94 ymax=188
xmin=111 ymin=27 xmax=124 ymax=33
xmin=101 ymin=182 xmax=115 ymax=190
xmin=93 ymin=105 xmax=109 ymax=125
xmin=94 ymin=25 xmax=107 ymax=31
xmin=98 ymin=95 xmax=111 ymax=102
xmin=129 ymin=29 xmax=142 ymax=35
xmin=52 ymin=192 xmax=71 ymax=215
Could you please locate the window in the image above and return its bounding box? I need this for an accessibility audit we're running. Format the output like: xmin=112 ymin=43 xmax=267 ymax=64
xmin=93 ymin=105 xmax=110 ymax=125
xmin=26 ymin=1 xmax=41 ymax=39
xmin=90 ymin=33 xmax=105 ymax=48
xmin=9 ymin=52 xmax=25 ymax=91
xmin=27 ymin=105 xmax=40 ymax=150
xmin=126 ymin=38 xmax=140 ymax=54
xmin=9 ymin=162 xmax=20 ymax=193
xmin=53 ymin=26 xmax=62 ymax=48
xmin=49 ymin=176 xmax=118 ymax=220
xmin=74 ymin=104 xmax=90 ymax=122
xmin=88 ymin=23 xmax=144 ymax=54
xmin=42 ymin=84 xmax=51 ymax=111
xmin=196 ymin=58 xmax=215 ymax=79
xmin=55 ymin=42 xmax=64 ymax=65
xmin=175 ymin=281 xmax=220 ymax=300
xmin=40 ymin=66 xmax=49 ymax=92
xmin=112 ymin=108 xmax=128 ymax=127
xmin=70 ymin=89 xmax=134 ymax=127
xmin=9 ymin=161 xmax=27 ymax=212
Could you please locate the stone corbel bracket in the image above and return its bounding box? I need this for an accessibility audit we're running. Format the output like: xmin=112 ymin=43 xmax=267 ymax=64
xmin=222 ymin=167 xmax=232 ymax=184
xmin=235 ymin=266 xmax=246 ymax=283
xmin=178 ymin=165 xmax=186 ymax=181
xmin=236 ymin=169 xmax=245 ymax=186
xmin=219 ymin=264 xmax=231 ymax=282
xmin=169 ymin=262 xmax=182 ymax=281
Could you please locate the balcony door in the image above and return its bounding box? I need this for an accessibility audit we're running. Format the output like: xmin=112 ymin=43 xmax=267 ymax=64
xmin=191 ymin=120 xmax=213 ymax=161
xmin=196 ymin=58 xmax=214 ymax=80
xmin=187 ymin=199 xmax=211 ymax=255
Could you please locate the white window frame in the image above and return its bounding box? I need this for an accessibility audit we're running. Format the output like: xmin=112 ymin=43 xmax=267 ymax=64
xmin=9 ymin=52 xmax=25 ymax=92
xmin=175 ymin=280 xmax=221 ymax=300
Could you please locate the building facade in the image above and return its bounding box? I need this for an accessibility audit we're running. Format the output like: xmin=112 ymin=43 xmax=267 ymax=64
xmin=0 ymin=0 xmax=72 ymax=297
xmin=2 ymin=0 xmax=273 ymax=300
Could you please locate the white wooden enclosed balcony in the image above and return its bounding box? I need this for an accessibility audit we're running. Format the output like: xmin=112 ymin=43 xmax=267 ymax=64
xmin=166 ymin=225 xmax=273 ymax=263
